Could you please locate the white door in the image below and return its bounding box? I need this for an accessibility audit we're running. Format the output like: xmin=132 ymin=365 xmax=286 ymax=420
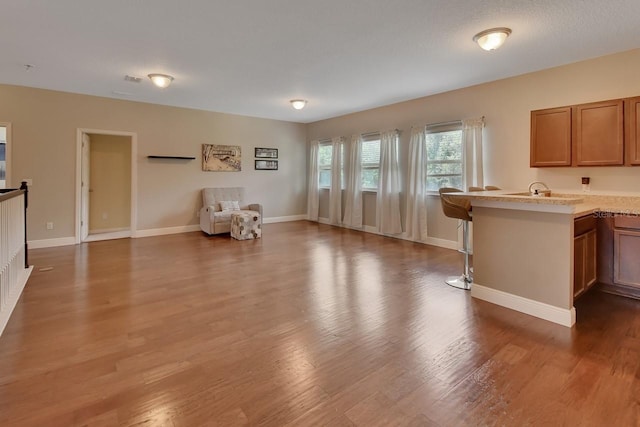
xmin=0 ymin=123 xmax=9 ymax=189
xmin=81 ymin=133 xmax=90 ymax=241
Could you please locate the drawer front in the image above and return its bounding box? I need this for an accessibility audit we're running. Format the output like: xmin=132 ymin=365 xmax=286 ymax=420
xmin=575 ymin=214 xmax=597 ymax=237
xmin=614 ymin=215 xmax=640 ymax=230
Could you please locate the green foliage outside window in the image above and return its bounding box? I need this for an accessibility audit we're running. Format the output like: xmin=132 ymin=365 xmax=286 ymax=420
xmin=361 ymin=139 xmax=380 ymax=189
xmin=426 ymin=129 xmax=463 ymax=191
xmin=318 ymin=144 xmax=332 ymax=187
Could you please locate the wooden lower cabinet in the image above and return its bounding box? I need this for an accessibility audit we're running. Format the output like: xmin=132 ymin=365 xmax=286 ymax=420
xmin=614 ymin=229 xmax=640 ymax=288
xmin=597 ymin=215 xmax=640 ymax=299
xmin=574 ymin=229 xmax=597 ymax=298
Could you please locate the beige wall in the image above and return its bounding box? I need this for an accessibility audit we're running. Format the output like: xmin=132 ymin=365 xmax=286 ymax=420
xmin=307 ymin=48 xmax=640 ymax=242
xmin=0 ymin=85 xmax=307 ymax=241
xmin=88 ymin=134 xmax=131 ymax=232
xmin=4 ymin=48 xmax=640 ymax=244
xmin=473 ymin=207 xmax=573 ymax=309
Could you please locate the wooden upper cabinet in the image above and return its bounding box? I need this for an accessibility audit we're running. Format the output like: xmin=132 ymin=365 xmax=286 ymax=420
xmin=625 ymin=96 xmax=640 ymax=165
xmin=573 ymin=100 xmax=624 ymax=166
xmin=530 ymin=107 xmax=572 ymax=167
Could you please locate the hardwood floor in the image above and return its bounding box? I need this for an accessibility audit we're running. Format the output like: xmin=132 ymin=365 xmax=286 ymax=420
xmin=1 ymin=221 xmax=639 ymax=426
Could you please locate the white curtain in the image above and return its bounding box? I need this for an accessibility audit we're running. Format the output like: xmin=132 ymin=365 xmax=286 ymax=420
xmin=459 ymin=118 xmax=483 ymax=252
xmin=328 ymin=136 xmax=344 ymax=225
xmin=343 ymin=134 xmax=363 ymax=228
xmin=307 ymin=140 xmax=320 ymax=221
xmin=463 ymin=117 xmax=485 ymax=189
xmin=405 ymin=126 xmax=428 ymax=241
xmin=376 ymin=130 xmax=402 ymax=234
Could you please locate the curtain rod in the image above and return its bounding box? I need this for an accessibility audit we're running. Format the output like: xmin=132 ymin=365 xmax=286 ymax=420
xmin=425 ymin=119 xmax=462 ymax=128
xmin=316 ymin=128 xmax=403 ymax=143
xmin=424 ymin=116 xmax=485 ymax=129
xmin=361 ymin=128 xmax=401 ymax=138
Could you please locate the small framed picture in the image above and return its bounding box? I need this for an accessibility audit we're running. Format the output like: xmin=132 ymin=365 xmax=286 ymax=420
xmin=255 ymin=147 xmax=278 ymax=159
xmin=255 ymin=160 xmax=278 ymax=170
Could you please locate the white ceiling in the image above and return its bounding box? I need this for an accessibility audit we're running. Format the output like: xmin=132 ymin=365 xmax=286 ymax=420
xmin=2 ymin=1 xmax=640 ymax=123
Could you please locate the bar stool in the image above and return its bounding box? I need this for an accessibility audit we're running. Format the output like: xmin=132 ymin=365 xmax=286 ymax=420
xmin=439 ymin=187 xmax=473 ymax=290
xmin=484 ymin=185 xmax=501 ymax=190
xmin=468 ymin=186 xmax=484 ymax=192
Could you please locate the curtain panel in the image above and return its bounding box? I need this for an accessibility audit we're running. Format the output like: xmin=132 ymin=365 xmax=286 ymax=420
xmin=328 ymin=137 xmax=344 ymax=225
xmin=343 ymin=134 xmax=363 ymax=228
xmin=463 ymin=117 xmax=485 ymax=189
xmin=405 ymin=126 xmax=428 ymax=241
xmin=376 ymin=130 xmax=402 ymax=234
xmin=307 ymin=140 xmax=320 ymax=221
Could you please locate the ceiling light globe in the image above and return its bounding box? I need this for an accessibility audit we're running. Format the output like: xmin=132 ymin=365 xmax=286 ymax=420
xmin=473 ymin=28 xmax=512 ymax=51
xmin=290 ymin=99 xmax=307 ymax=110
xmin=148 ymin=73 xmax=174 ymax=88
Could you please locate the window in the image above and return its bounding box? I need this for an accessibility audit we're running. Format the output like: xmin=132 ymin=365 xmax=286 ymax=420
xmin=318 ymin=143 xmax=345 ymax=188
xmin=425 ymin=124 xmax=463 ymax=191
xmin=361 ymin=137 xmax=380 ymax=190
xmin=318 ymin=144 xmax=332 ymax=188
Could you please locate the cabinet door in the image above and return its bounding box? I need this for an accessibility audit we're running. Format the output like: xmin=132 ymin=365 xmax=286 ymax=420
xmin=573 ymin=100 xmax=624 ymax=166
xmin=626 ymin=97 xmax=640 ymax=165
xmin=574 ymin=234 xmax=586 ymax=298
xmin=530 ymin=107 xmax=572 ymax=167
xmin=614 ymin=229 xmax=640 ymax=288
xmin=584 ymin=229 xmax=597 ymax=290
xmin=574 ymin=229 xmax=597 ymax=298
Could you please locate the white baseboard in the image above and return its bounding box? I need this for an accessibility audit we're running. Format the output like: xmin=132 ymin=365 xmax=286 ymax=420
xmin=26 ymin=215 xmax=342 ymax=247
xmin=424 ymin=236 xmax=458 ymax=250
xmin=0 ymin=266 xmax=33 ymax=336
xmin=263 ymin=214 xmax=307 ymax=224
xmin=136 ymin=216 xmax=306 ymax=238
xmin=28 ymin=237 xmax=76 ymax=249
xmin=134 ymin=224 xmax=201 ymax=238
xmin=88 ymin=227 xmax=129 ymax=234
xmin=471 ymin=283 xmax=576 ymax=327
xmin=316 ymin=218 xmax=458 ymax=250
xmin=83 ymin=230 xmax=132 ymax=242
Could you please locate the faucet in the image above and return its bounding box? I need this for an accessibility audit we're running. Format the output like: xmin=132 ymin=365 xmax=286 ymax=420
xmin=528 ymin=181 xmax=550 ymax=196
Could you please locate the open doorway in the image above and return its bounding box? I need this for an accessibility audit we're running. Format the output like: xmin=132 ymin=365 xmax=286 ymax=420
xmin=76 ymin=129 xmax=137 ymax=243
xmin=0 ymin=123 xmax=10 ymax=189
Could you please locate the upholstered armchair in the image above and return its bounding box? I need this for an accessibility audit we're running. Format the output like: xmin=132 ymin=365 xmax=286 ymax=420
xmin=199 ymin=187 xmax=263 ymax=235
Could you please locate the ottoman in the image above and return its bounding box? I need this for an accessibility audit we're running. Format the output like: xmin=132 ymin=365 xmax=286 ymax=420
xmin=230 ymin=211 xmax=262 ymax=240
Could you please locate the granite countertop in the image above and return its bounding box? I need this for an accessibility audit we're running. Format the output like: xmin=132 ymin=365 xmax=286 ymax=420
xmin=446 ymin=190 xmax=640 ymax=216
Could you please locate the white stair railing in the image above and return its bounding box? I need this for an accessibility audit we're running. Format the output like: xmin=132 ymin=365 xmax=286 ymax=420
xmin=0 ymin=183 xmax=32 ymax=336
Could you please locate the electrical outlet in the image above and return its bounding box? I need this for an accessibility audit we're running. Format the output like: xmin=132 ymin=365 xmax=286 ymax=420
xmin=102 ymin=212 xmax=108 ymax=220
xmin=196 ymin=210 xmax=200 ymax=218
xmin=46 ymin=222 xmax=53 ymax=230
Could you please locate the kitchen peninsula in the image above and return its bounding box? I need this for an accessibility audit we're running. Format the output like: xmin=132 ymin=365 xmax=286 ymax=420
xmin=448 ymin=190 xmax=640 ymax=327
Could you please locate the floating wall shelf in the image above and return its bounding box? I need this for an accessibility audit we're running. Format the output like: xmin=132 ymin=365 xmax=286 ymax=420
xmin=147 ymin=155 xmax=196 ymax=160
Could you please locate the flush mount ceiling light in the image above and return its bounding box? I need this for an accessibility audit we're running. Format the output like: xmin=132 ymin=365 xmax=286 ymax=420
xmin=148 ymin=73 xmax=174 ymax=88
xmin=290 ymin=99 xmax=307 ymax=110
xmin=473 ymin=27 xmax=512 ymax=51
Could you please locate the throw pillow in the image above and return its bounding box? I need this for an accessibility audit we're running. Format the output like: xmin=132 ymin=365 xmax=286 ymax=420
xmin=219 ymin=200 xmax=240 ymax=212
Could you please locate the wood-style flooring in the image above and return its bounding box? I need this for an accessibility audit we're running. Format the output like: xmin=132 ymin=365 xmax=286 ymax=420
xmin=0 ymin=221 xmax=639 ymax=426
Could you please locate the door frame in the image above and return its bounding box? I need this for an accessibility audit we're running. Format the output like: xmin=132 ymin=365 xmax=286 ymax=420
xmin=75 ymin=128 xmax=138 ymax=244
xmin=0 ymin=122 xmax=11 ymax=188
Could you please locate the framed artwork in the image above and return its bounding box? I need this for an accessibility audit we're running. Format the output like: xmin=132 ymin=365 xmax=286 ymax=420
xmin=255 ymin=160 xmax=278 ymax=170
xmin=255 ymin=147 xmax=278 ymax=159
xmin=202 ymin=144 xmax=241 ymax=172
